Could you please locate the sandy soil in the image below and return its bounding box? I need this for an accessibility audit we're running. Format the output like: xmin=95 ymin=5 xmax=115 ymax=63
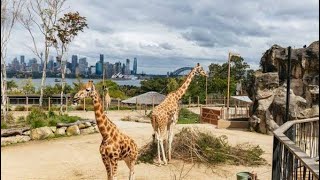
xmin=2 ymin=109 xmax=273 ymax=180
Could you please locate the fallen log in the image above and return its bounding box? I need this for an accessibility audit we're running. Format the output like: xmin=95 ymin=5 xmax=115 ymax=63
xmin=56 ymin=119 xmax=96 ymax=128
xmin=1 ymin=127 xmax=31 ymax=137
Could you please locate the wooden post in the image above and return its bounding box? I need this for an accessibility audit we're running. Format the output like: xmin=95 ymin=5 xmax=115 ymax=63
xmin=83 ymin=98 xmax=86 ymax=112
xmin=135 ymin=98 xmax=138 ymax=110
xmin=188 ymin=97 xmax=191 ymax=107
xmin=26 ymin=97 xmax=29 ymax=111
xmin=246 ymin=104 xmax=249 ymax=118
xmin=152 ymin=96 xmax=154 ymax=110
xmin=205 ymin=76 xmax=208 ymax=105
xmin=7 ymin=97 xmax=9 ymax=112
xmin=197 ymin=96 xmax=200 ymax=107
xmin=65 ymin=96 xmax=68 ymax=112
xmin=48 ymin=97 xmax=51 ymax=111
xmin=199 ymin=105 xmax=202 ymax=123
xmin=117 ymin=99 xmax=120 ymax=111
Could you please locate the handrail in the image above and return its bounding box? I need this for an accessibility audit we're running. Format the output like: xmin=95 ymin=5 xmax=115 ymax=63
xmin=273 ymin=117 xmax=319 ymax=179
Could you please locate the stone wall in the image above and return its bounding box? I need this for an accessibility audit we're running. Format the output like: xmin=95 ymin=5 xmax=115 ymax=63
xmin=249 ymin=41 xmax=319 ymax=134
xmin=1 ymin=120 xmax=99 ymax=146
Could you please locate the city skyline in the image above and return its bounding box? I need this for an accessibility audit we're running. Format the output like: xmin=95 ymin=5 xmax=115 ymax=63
xmin=5 ymin=0 xmax=319 ymax=74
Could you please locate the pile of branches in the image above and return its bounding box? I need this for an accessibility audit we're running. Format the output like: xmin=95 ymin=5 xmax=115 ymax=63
xmin=138 ymin=127 xmax=267 ymax=166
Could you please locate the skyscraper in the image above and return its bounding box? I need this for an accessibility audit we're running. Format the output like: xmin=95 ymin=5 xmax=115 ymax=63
xmin=133 ymin=57 xmax=137 ymax=75
xmin=125 ymin=59 xmax=130 ymax=75
xmin=20 ymin=55 xmax=25 ymax=64
xmin=100 ymin=54 xmax=104 ymax=64
xmin=71 ymin=55 xmax=78 ymax=74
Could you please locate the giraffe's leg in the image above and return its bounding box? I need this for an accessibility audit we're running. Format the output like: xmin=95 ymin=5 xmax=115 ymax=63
xmin=168 ymin=123 xmax=174 ymax=161
xmin=160 ymin=138 xmax=167 ymax=165
xmin=110 ymin=159 xmax=118 ymax=180
xmin=124 ymin=158 xmax=136 ymax=180
xmin=101 ymin=154 xmax=112 ymax=179
xmin=155 ymin=131 xmax=162 ymax=165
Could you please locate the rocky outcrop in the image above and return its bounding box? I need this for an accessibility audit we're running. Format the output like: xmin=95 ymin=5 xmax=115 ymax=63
xmin=1 ymin=135 xmax=31 ymax=146
xmin=249 ymin=41 xmax=319 ymax=134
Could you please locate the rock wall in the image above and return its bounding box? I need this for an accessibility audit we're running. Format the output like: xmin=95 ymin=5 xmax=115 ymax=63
xmin=249 ymin=41 xmax=319 ymax=134
xmin=1 ymin=120 xmax=99 ymax=146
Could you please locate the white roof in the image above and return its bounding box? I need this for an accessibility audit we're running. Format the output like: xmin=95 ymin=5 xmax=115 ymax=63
xmin=231 ymin=96 xmax=253 ymax=103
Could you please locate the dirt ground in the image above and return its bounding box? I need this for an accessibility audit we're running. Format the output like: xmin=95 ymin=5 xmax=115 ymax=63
xmin=1 ymin=109 xmax=273 ymax=180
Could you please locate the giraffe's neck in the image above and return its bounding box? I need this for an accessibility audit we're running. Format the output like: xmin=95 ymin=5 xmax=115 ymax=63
xmin=174 ymin=69 xmax=197 ymax=100
xmin=91 ymin=91 xmax=114 ymax=139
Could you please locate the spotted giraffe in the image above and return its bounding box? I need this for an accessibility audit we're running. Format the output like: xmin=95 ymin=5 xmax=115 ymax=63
xmin=73 ymin=80 xmax=138 ymax=180
xmin=151 ymin=63 xmax=207 ymax=165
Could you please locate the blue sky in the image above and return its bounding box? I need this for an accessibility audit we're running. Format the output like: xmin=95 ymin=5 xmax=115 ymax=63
xmin=7 ymin=0 xmax=319 ymax=74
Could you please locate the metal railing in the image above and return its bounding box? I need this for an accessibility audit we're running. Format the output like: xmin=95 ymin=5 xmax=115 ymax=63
xmin=272 ymin=117 xmax=319 ymax=180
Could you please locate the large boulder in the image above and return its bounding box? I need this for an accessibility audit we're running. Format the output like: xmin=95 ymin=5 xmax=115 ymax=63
xmin=30 ymin=127 xmax=55 ymax=140
xmin=66 ymin=125 xmax=80 ymax=136
xmin=1 ymin=135 xmax=31 ymax=146
xmin=55 ymin=127 xmax=67 ymax=136
xmin=80 ymin=126 xmax=95 ymax=135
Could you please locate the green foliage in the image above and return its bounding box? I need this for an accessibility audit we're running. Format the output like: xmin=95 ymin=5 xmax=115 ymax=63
xmin=42 ymin=84 xmax=72 ymax=96
xmin=177 ymin=108 xmax=199 ymax=124
xmin=140 ymin=77 xmax=168 ymax=93
xmin=7 ymin=80 xmax=18 ymax=90
xmin=95 ymin=80 xmax=127 ymax=99
xmin=22 ymin=78 xmax=35 ymax=94
xmin=26 ymin=109 xmax=48 ymax=128
xmin=1 ymin=121 xmax=8 ymax=129
xmin=17 ymin=116 xmax=26 ymax=123
xmin=167 ymin=78 xmax=179 ymax=92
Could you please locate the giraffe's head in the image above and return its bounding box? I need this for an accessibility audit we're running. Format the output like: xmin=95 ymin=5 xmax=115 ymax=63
xmin=73 ymin=80 xmax=96 ymax=104
xmin=194 ymin=63 xmax=208 ymax=77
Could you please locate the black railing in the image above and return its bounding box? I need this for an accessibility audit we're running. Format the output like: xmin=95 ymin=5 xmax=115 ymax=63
xmin=272 ymin=118 xmax=319 ymax=180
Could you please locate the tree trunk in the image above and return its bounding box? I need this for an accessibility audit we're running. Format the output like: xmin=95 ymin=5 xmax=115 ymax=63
xmin=60 ymin=59 xmax=66 ymax=114
xmin=39 ymin=47 xmax=49 ymax=107
xmin=1 ymin=56 xmax=8 ymax=122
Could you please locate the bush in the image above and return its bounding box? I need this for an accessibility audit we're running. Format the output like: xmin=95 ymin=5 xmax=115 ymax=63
xmin=17 ymin=116 xmax=26 ymax=123
xmin=1 ymin=121 xmax=8 ymax=129
xmin=15 ymin=105 xmax=26 ymax=111
xmin=1 ymin=112 xmax=15 ymax=124
xmin=26 ymin=109 xmax=48 ymax=128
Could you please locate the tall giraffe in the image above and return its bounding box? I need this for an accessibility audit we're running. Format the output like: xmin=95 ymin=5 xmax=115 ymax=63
xmin=105 ymin=88 xmax=111 ymax=112
xmin=151 ymin=63 xmax=207 ymax=165
xmin=73 ymin=80 xmax=138 ymax=180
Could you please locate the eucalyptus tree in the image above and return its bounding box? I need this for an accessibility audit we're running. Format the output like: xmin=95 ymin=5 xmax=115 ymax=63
xmin=1 ymin=0 xmax=24 ymax=122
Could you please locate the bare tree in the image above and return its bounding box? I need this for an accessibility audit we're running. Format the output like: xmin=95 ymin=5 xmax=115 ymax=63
xmin=20 ymin=0 xmax=66 ymax=107
xmin=47 ymin=12 xmax=87 ymax=114
xmin=1 ymin=0 xmax=24 ymax=122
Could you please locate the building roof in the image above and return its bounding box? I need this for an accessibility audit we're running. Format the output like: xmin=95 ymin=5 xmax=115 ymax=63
xmin=122 ymin=91 xmax=166 ymax=105
xmin=231 ymin=96 xmax=253 ymax=103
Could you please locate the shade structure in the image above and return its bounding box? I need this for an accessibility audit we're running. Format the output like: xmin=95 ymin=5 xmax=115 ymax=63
xmin=230 ymin=96 xmax=252 ymax=104
xmin=122 ymin=91 xmax=166 ymax=105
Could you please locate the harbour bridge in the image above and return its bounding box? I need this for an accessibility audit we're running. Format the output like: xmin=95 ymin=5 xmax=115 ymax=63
xmin=168 ymin=67 xmax=193 ymax=76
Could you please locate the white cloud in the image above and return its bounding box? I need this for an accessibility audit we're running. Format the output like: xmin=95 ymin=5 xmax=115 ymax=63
xmin=5 ymin=0 xmax=319 ymax=74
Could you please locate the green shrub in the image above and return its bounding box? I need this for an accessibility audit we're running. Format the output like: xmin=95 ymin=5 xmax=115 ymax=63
xmin=15 ymin=105 xmax=26 ymax=111
xmin=26 ymin=109 xmax=48 ymax=128
xmin=1 ymin=112 xmax=15 ymax=124
xmin=1 ymin=121 xmax=8 ymax=129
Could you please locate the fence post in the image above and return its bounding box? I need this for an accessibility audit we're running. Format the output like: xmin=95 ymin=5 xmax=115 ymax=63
xmin=197 ymin=96 xmax=200 ymax=107
xmin=7 ymin=97 xmax=9 ymax=112
xmin=188 ymin=97 xmax=191 ymax=107
xmin=65 ymin=96 xmax=68 ymax=112
xmin=117 ymin=99 xmax=120 ymax=111
xmin=26 ymin=97 xmax=29 ymax=111
xmin=48 ymin=97 xmax=51 ymax=111
xmin=199 ymin=105 xmax=202 ymax=123
xmin=152 ymin=96 xmax=154 ymax=110
xmin=136 ymin=98 xmax=138 ymax=110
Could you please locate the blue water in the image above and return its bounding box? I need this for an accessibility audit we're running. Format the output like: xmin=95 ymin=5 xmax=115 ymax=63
xmin=7 ymin=78 xmax=141 ymax=89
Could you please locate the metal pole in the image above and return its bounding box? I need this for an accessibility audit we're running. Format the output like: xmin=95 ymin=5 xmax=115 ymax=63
xmin=285 ymin=46 xmax=292 ymax=124
xmin=205 ymin=76 xmax=208 ymax=105
xmin=226 ymin=52 xmax=231 ymax=120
